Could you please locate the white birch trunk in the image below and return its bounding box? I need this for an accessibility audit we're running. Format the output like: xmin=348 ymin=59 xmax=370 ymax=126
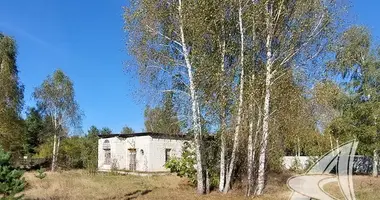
xmin=178 ymin=0 xmax=204 ymax=194
xmin=56 ymin=135 xmax=61 ymax=164
xmin=247 ymin=104 xmax=254 ymax=196
xmin=51 ymin=114 xmax=58 ymax=171
xmin=223 ymin=1 xmax=244 ymax=193
xmin=373 ymin=149 xmax=378 ymax=177
xmin=330 ymin=134 xmax=334 ymax=156
xmin=255 ymin=1 xmax=273 ymax=195
xmin=51 ymin=134 xmax=57 ymax=171
xmin=219 ymin=30 xmax=227 ymax=192
xmin=206 ymin=168 xmax=210 ymax=194
xmin=374 ymin=116 xmax=378 ymax=177
xmin=247 ymin=13 xmax=258 ymax=196
xmin=297 ymin=137 xmax=300 ymax=157
xmin=247 ymin=99 xmax=261 ymax=196
xmin=219 ymin=108 xmax=227 ymax=192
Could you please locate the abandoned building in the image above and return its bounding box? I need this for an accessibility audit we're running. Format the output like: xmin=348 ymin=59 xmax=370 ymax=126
xmin=98 ymin=132 xmax=189 ymax=172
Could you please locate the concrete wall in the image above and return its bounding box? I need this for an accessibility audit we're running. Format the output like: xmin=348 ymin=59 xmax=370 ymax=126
xmin=124 ymin=136 xmax=151 ymax=171
xmin=98 ymin=136 xmax=186 ymax=172
xmin=283 ymin=156 xmax=311 ymax=170
xmin=98 ymin=137 xmax=128 ymax=170
xmin=149 ymin=138 xmax=186 ymax=172
xmin=282 ymin=156 xmax=379 ymax=174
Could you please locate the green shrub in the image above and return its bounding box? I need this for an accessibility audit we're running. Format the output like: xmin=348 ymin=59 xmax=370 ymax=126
xmin=0 ymin=147 xmax=26 ymax=199
xmin=35 ymin=168 xmax=47 ymax=179
xmin=165 ymin=142 xmax=197 ymax=185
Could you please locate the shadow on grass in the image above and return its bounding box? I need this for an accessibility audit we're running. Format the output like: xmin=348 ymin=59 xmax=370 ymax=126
xmin=100 ymin=189 xmax=153 ymax=200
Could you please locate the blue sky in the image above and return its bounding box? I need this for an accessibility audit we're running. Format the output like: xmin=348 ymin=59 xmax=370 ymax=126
xmin=0 ymin=1 xmax=379 ymax=134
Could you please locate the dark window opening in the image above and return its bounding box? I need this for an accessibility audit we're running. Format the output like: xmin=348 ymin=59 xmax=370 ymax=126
xmin=165 ymin=149 xmax=171 ymax=162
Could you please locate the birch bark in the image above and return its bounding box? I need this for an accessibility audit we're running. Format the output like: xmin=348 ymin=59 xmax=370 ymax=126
xmin=223 ymin=0 xmax=245 ymax=193
xmin=178 ymin=0 xmax=205 ymax=194
xmin=219 ymin=27 xmax=227 ymax=192
xmin=255 ymin=1 xmax=274 ymax=195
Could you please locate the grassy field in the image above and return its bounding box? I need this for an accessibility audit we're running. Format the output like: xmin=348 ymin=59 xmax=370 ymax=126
xmin=22 ymin=170 xmax=380 ymax=200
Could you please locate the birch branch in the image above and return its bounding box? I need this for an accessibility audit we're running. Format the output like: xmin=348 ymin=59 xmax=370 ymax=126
xmin=278 ymin=14 xmax=326 ymax=66
xmin=146 ymin=25 xmax=183 ymax=47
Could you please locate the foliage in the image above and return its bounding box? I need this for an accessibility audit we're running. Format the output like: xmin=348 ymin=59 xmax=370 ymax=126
xmin=304 ymin=157 xmax=319 ymax=171
xmin=121 ymin=126 xmax=134 ymax=134
xmin=0 ymin=33 xmax=25 ymax=157
xmin=0 ymin=147 xmax=26 ymax=199
xmin=33 ymin=69 xmax=82 ymax=171
xmin=144 ymin=93 xmax=180 ymax=134
xmin=24 ymin=107 xmax=45 ymax=155
xmin=87 ymin=126 xmax=100 ymax=138
xmin=34 ymin=141 xmax=52 ymax=159
xmin=165 ymin=142 xmax=197 ymax=185
xmin=289 ymin=158 xmax=303 ymax=173
xmin=34 ymin=126 xmax=98 ymax=172
xmin=326 ymin=26 xmax=380 ymax=156
xmin=59 ymin=136 xmax=85 ymax=169
xmin=35 ymin=168 xmax=46 ymax=179
xmin=82 ymin=126 xmax=98 ymax=173
xmin=100 ymin=127 xmax=112 ymax=135
xmin=33 ymin=69 xmax=82 ymax=134
xmin=124 ymin=0 xmax=346 ymax=194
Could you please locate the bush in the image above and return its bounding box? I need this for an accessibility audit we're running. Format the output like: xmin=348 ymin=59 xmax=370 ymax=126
xmin=0 ymin=147 xmax=26 ymax=199
xmin=289 ymin=157 xmax=303 ymax=173
xmin=34 ymin=136 xmax=98 ymax=172
xmin=165 ymin=142 xmax=197 ymax=185
xmin=35 ymin=168 xmax=47 ymax=179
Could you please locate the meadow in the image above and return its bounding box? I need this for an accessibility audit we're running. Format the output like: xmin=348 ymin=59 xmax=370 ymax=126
xmin=22 ymin=170 xmax=380 ymax=200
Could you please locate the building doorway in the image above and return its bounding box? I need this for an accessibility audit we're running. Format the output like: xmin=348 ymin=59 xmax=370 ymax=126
xmin=128 ymin=149 xmax=137 ymax=171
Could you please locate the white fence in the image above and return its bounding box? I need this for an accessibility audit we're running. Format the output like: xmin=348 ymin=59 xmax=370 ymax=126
xmin=282 ymin=156 xmax=378 ymax=174
xmin=283 ymin=156 xmax=311 ymax=170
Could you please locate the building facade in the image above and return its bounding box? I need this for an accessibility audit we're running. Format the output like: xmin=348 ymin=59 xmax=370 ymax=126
xmin=98 ymin=132 xmax=188 ymax=172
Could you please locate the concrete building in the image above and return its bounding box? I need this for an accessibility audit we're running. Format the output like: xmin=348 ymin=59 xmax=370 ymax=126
xmin=98 ymin=132 xmax=189 ymax=172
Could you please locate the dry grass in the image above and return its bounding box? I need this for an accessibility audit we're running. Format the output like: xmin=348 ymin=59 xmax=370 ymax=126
xmin=323 ymin=175 xmax=380 ymax=200
xmin=22 ymin=170 xmax=380 ymax=200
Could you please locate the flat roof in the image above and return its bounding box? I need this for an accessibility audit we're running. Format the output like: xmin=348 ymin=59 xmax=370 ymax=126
xmin=97 ymin=132 xmax=190 ymax=140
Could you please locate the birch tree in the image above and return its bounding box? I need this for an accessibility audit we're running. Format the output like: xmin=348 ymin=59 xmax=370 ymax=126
xmin=124 ymin=0 xmax=340 ymax=195
xmin=326 ymin=26 xmax=380 ymax=157
xmin=33 ymin=69 xmax=82 ymax=171
xmin=254 ymin=0 xmax=336 ymax=194
xmin=124 ymin=0 xmax=217 ymax=193
xmin=223 ymin=0 xmax=245 ymax=193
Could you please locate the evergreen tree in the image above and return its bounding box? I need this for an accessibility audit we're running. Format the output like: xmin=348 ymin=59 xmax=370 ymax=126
xmin=100 ymin=127 xmax=112 ymax=135
xmin=144 ymin=93 xmax=180 ymax=134
xmin=24 ymin=107 xmax=45 ymax=154
xmin=121 ymin=126 xmax=134 ymax=134
xmin=86 ymin=126 xmax=100 ymax=138
xmin=0 ymin=146 xmax=25 ymax=199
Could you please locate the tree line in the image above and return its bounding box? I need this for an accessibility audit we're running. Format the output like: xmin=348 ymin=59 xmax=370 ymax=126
xmin=124 ymin=0 xmax=380 ymax=196
xmin=0 ymin=33 xmax=177 ymax=172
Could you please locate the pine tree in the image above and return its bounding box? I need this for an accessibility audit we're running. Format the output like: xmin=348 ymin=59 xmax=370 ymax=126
xmin=0 ymin=146 xmax=26 ymax=199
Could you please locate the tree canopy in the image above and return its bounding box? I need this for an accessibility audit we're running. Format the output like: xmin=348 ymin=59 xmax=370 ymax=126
xmin=0 ymin=33 xmax=25 ymax=156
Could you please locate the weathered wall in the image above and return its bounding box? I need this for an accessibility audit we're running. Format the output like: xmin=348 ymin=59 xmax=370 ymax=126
xmin=98 ymin=137 xmax=128 ymax=170
xmin=149 ymin=138 xmax=186 ymax=172
xmin=283 ymin=156 xmax=311 ymax=170
xmin=283 ymin=156 xmax=379 ymax=174
xmin=98 ymin=136 xmax=186 ymax=172
xmin=125 ymin=136 xmax=151 ymax=171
